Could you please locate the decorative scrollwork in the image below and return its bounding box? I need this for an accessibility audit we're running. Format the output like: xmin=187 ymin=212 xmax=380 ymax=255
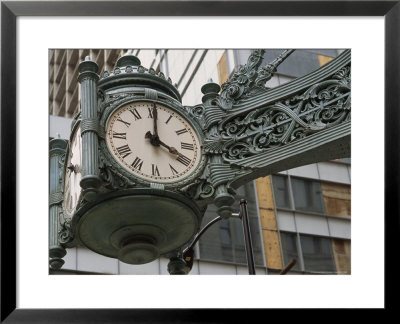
xmin=216 ymin=49 xmax=265 ymax=110
xmin=194 ymin=180 xmax=216 ymax=200
xmin=58 ymin=213 xmax=74 ymax=245
xmin=58 ymin=154 xmax=66 ymax=184
xmin=206 ymin=63 xmax=351 ymax=161
xmin=186 ymin=104 xmax=206 ymax=130
xmin=98 ymin=157 xmax=136 ymax=190
xmin=255 ymin=49 xmax=295 ymax=87
xmin=216 ymin=49 xmax=295 ymax=110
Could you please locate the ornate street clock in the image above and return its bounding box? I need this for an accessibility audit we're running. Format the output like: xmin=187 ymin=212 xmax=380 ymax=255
xmin=50 ymin=50 xmax=351 ymax=273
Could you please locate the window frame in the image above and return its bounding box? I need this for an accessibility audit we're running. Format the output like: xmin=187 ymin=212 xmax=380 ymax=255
xmin=272 ymin=173 xmax=350 ymax=219
xmin=272 ymin=173 xmax=351 ymax=274
xmin=279 ymin=231 xmax=338 ymax=274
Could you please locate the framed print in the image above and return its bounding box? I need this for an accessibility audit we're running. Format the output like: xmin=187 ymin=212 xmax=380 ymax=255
xmin=1 ymin=0 xmax=398 ymax=321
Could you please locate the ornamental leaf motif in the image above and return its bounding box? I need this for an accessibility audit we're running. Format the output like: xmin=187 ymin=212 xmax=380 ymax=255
xmin=98 ymin=154 xmax=136 ymax=190
xmin=58 ymin=212 xmax=74 ymax=245
xmin=216 ymin=49 xmax=295 ymax=110
xmin=216 ymin=50 xmax=265 ymax=110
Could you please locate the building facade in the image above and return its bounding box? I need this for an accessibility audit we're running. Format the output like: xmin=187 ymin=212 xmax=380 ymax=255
xmin=49 ymin=49 xmax=351 ymax=275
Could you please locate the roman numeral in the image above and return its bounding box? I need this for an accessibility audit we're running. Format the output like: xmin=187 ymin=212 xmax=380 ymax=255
xmin=117 ymin=117 xmax=131 ymax=127
xmin=129 ymin=108 xmax=142 ymax=120
xmin=181 ymin=142 xmax=194 ymax=151
xmin=152 ymin=164 xmax=160 ymax=176
xmin=165 ymin=115 xmax=173 ymax=124
xmin=116 ymin=144 xmax=131 ymax=158
xmin=176 ymin=154 xmax=191 ymax=167
xmin=147 ymin=107 xmax=153 ymax=118
xmin=112 ymin=132 xmax=127 ymax=139
xmin=169 ymin=164 xmax=179 ymax=175
xmin=175 ymin=128 xmax=188 ymax=136
xmin=131 ymin=157 xmax=143 ymax=171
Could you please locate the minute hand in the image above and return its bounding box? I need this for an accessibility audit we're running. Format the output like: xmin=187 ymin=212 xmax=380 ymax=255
xmin=152 ymin=102 xmax=158 ymax=137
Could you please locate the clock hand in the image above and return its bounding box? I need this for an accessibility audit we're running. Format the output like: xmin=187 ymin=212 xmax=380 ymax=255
xmin=145 ymin=130 xmax=160 ymax=147
xmin=145 ymin=131 xmax=178 ymax=155
xmin=152 ymin=102 xmax=158 ymax=138
xmin=144 ymin=103 xmax=159 ymax=147
xmin=158 ymin=140 xmax=179 ymax=155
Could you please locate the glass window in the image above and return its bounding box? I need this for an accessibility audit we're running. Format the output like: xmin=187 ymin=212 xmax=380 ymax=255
xmin=300 ymin=234 xmax=336 ymax=273
xmin=291 ymin=177 xmax=325 ymax=213
xmin=198 ymin=181 xmax=265 ymax=266
xmin=280 ymin=232 xmax=301 ymax=271
xmin=272 ymin=175 xmax=291 ymax=209
xmin=280 ymin=232 xmax=337 ymax=273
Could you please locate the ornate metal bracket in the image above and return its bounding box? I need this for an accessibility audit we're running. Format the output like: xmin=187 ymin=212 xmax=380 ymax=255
xmin=188 ymin=49 xmax=351 ymax=217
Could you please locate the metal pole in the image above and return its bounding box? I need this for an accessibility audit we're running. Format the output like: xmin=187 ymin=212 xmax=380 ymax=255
xmin=280 ymin=259 xmax=297 ymax=275
xmin=186 ymin=215 xmax=222 ymax=251
xmin=239 ymin=199 xmax=256 ymax=275
xmin=182 ymin=215 xmax=223 ymax=273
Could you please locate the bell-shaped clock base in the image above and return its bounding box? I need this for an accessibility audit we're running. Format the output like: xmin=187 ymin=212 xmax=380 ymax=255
xmin=75 ymin=189 xmax=202 ymax=265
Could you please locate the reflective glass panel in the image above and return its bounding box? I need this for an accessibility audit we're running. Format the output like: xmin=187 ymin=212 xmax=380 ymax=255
xmin=300 ymin=234 xmax=336 ymax=273
xmin=280 ymin=232 xmax=301 ymax=271
xmin=291 ymin=177 xmax=325 ymax=213
xmin=272 ymin=175 xmax=291 ymax=209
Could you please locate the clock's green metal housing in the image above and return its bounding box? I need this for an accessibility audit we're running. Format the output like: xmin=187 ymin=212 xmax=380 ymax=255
xmin=74 ymin=189 xmax=202 ymax=265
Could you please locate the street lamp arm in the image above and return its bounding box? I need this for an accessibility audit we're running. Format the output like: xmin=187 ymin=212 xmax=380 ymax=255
xmin=182 ymin=215 xmax=222 ymax=272
xmin=184 ymin=215 xmax=222 ymax=253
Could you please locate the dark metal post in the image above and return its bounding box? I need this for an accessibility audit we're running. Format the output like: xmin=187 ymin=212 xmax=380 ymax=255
xmin=239 ymin=199 xmax=256 ymax=275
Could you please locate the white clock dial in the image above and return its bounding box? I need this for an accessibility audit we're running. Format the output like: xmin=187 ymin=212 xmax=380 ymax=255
xmin=106 ymin=102 xmax=201 ymax=183
xmin=63 ymin=123 xmax=82 ymax=217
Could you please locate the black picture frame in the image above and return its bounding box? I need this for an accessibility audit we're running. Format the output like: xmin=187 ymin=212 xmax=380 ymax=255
xmin=1 ymin=0 xmax=398 ymax=322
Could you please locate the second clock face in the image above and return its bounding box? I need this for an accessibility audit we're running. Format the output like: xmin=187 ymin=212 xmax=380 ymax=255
xmin=64 ymin=122 xmax=82 ymax=218
xmin=106 ymin=101 xmax=201 ymax=183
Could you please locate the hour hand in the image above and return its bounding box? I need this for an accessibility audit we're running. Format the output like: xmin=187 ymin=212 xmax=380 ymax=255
xmin=146 ymin=131 xmax=179 ymax=155
xmin=145 ymin=131 xmax=160 ymax=146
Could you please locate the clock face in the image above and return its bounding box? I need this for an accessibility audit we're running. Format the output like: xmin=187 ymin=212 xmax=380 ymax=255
xmin=64 ymin=122 xmax=82 ymax=217
xmin=106 ymin=101 xmax=201 ymax=183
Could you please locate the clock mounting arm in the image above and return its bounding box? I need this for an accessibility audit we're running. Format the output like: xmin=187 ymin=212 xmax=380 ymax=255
xmin=184 ymin=49 xmax=351 ymax=218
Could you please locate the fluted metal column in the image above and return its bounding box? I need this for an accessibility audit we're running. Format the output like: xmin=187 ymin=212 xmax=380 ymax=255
xmin=201 ymin=80 xmax=235 ymax=218
xmin=78 ymin=56 xmax=101 ymax=201
xmin=49 ymin=138 xmax=67 ymax=270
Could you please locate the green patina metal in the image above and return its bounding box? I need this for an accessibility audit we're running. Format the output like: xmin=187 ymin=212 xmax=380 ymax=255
xmin=49 ymin=49 xmax=351 ymax=272
xmin=49 ymin=138 xmax=68 ymax=270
